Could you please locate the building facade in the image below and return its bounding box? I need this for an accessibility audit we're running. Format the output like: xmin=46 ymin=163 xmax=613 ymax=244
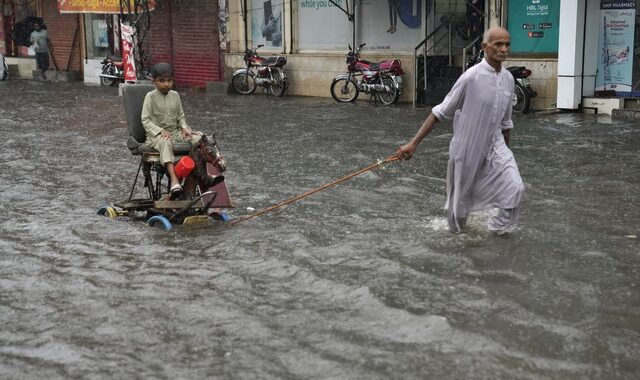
xmin=1 ymin=0 xmax=226 ymax=87
xmin=223 ymin=0 xmax=562 ymax=109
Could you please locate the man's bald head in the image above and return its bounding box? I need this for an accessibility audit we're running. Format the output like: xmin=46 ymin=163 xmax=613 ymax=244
xmin=481 ymin=26 xmax=511 ymax=69
xmin=482 ymin=26 xmax=510 ymax=44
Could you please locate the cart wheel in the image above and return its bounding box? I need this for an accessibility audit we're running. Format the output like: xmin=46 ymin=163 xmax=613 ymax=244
xmin=147 ymin=215 xmax=173 ymax=231
xmin=212 ymin=212 xmax=231 ymax=222
xmin=97 ymin=205 xmax=118 ymax=218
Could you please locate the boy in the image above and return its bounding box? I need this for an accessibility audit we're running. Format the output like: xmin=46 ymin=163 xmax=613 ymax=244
xmin=29 ymin=21 xmax=51 ymax=79
xmin=141 ymin=62 xmax=203 ymax=195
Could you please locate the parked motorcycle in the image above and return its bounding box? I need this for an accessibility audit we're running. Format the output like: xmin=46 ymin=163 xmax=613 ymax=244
xmin=0 ymin=53 xmax=8 ymax=81
xmin=99 ymin=55 xmax=151 ymax=86
xmin=508 ymin=65 xmax=537 ymax=113
xmin=466 ymin=51 xmax=536 ymax=113
xmin=232 ymin=45 xmax=287 ymax=97
xmin=330 ymin=43 xmax=403 ymax=105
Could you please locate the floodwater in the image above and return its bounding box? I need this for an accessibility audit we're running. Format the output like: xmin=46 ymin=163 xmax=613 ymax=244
xmin=1 ymin=80 xmax=638 ymax=379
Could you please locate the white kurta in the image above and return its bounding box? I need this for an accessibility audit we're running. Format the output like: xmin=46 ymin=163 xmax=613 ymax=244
xmin=431 ymin=59 xmax=525 ymax=233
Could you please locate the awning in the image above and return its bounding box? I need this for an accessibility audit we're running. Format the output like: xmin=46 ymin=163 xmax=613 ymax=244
xmin=57 ymin=0 xmax=156 ymax=14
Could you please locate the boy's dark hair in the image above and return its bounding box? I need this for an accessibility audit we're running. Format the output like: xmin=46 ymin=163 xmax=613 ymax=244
xmin=151 ymin=62 xmax=173 ymax=79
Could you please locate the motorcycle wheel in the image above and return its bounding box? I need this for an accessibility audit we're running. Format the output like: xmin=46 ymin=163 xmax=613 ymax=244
xmin=232 ymin=72 xmax=256 ymax=95
xmin=512 ymin=82 xmax=530 ymax=113
xmin=100 ymin=65 xmax=118 ymax=87
xmin=141 ymin=68 xmax=153 ymax=81
xmin=330 ymin=77 xmax=359 ymax=102
xmin=269 ymin=69 xmax=287 ymax=97
xmin=378 ymin=75 xmax=399 ymax=105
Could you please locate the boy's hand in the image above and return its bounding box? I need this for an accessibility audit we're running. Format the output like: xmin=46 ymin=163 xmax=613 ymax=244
xmin=160 ymin=130 xmax=172 ymax=140
xmin=181 ymin=128 xmax=192 ymax=139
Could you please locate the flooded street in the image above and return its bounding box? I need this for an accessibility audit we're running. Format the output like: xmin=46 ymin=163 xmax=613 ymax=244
xmin=1 ymin=79 xmax=639 ymax=379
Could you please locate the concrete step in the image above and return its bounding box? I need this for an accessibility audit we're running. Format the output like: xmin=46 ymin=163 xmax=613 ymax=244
xmin=612 ymin=108 xmax=640 ymax=120
xmin=622 ymin=97 xmax=640 ymax=109
xmin=32 ymin=70 xmax=81 ymax=81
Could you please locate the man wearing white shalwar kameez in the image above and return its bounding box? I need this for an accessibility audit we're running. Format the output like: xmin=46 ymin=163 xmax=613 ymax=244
xmin=396 ymin=27 xmax=525 ymax=234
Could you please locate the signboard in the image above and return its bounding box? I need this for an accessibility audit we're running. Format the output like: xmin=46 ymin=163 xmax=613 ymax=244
xmin=57 ymin=0 xmax=156 ymax=14
xmin=507 ymin=0 xmax=560 ymax=53
xmin=595 ymin=0 xmax=636 ymax=92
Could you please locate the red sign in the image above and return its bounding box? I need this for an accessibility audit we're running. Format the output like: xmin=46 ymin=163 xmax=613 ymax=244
xmin=57 ymin=0 xmax=156 ymax=14
xmin=120 ymin=24 xmax=137 ymax=81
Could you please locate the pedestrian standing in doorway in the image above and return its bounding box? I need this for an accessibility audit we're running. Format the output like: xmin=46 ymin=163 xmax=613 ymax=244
xmin=395 ymin=26 xmax=525 ymax=234
xmin=29 ymin=21 xmax=51 ymax=79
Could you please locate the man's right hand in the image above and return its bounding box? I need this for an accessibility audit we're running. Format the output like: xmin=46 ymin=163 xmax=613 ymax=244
xmin=395 ymin=143 xmax=416 ymax=160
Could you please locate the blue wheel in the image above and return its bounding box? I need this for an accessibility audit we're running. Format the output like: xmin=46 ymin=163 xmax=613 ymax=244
xmin=212 ymin=212 xmax=231 ymax=222
xmin=147 ymin=215 xmax=173 ymax=231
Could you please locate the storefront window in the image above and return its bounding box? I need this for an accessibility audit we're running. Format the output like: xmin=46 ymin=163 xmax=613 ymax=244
xmin=84 ymin=14 xmax=112 ymax=58
xmin=3 ymin=0 xmax=38 ymax=57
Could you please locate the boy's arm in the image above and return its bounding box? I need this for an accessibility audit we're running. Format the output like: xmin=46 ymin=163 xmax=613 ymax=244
xmin=176 ymin=95 xmax=189 ymax=130
xmin=141 ymin=93 xmax=164 ymax=137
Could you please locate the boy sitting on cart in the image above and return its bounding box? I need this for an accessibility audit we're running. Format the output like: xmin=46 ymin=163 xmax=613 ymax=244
xmin=141 ymin=62 xmax=203 ymax=195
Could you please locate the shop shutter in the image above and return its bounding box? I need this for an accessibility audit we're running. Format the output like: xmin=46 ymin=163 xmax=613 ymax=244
xmin=42 ymin=0 xmax=81 ymax=72
xmin=148 ymin=0 xmax=221 ymax=88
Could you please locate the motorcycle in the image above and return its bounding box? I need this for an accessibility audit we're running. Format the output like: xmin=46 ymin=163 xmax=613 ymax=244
xmin=99 ymin=55 xmax=151 ymax=86
xmin=0 ymin=53 xmax=7 ymax=81
xmin=330 ymin=43 xmax=403 ymax=105
xmin=466 ymin=51 xmax=536 ymax=113
xmin=508 ymin=65 xmax=537 ymax=113
xmin=231 ymin=45 xmax=287 ymax=97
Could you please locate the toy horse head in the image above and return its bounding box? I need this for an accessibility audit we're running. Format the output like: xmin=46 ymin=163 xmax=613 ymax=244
xmin=197 ymin=134 xmax=227 ymax=173
xmin=184 ymin=135 xmax=226 ymax=194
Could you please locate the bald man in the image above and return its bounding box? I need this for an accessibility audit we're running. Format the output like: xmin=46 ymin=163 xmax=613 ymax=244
xmin=396 ymin=27 xmax=525 ymax=234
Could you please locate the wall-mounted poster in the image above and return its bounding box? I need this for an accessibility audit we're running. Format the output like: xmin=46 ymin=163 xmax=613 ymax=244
xmin=298 ymin=0 xmax=423 ymax=52
xmin=507 ymin=0 xmax=559 ymax=53
xmin=595 ymin=0 xmax=636 ymax=92
xmin=252 ymin=0 xmax=283 ymax=48
xmin=298 ymin=0 xmax=352 ymax=50
xmin=358 ymin=0 xmax=423 ymax=52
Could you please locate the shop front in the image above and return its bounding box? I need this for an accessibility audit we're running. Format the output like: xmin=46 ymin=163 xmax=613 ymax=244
xmin=557 ymin=0 xmax=639 ymax=112
xmin=226 ymin=0 xmax=432 ymax=101
xmin=0 ymin=0 xmax=81 ymax=79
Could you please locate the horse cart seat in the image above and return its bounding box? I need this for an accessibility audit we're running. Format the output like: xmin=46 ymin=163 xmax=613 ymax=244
xmin=122 ymin=84 xmax=192 ymax=156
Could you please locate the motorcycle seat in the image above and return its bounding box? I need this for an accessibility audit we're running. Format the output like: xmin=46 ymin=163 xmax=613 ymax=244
xmin=263 ymin=56 xmax=287 ymax=67
xmin=122 ymin=84 xmax=192 ymax=156
xmin=360 ymin=60 xmax=380 ymax=70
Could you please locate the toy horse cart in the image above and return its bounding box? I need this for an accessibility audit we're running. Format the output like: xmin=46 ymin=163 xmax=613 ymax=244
xmin=97 ymin=84 xmax=233 ymax=230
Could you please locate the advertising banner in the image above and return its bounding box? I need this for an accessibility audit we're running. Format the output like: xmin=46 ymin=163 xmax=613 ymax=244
xmin=298 ymin=0 xmax=423 ymax=52
xmin=252 ymin=0 xmax=284 ymax=48
xmin=595 ymin=0 xmax=636 ymax=92
xmin=297 ymin=0 xmax=351 ymax=50
xmin=358 ymin=0 xmax=423 ymax=52
xmin=120 ymin=24 xmax=137 ymax=81
xmin=507 ymin=0 xmax=560 ymax=53
xmin=57 ymin=0 xmax=156 ymax=14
